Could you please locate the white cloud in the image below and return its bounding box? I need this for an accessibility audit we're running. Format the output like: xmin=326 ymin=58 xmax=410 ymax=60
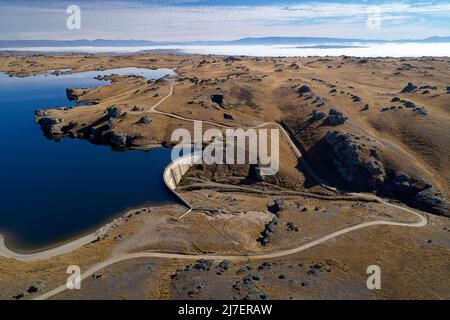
xmin=0 ymin=1 xmax=449 ymax=40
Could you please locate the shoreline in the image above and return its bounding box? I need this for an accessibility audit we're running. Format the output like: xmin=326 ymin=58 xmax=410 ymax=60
xmin=0 ymin=203 xmax=182 ymax=262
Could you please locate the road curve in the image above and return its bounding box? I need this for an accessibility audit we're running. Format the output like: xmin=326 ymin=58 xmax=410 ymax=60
xmin=34 ymin=81 xmax=428 ymax=300
xmin=35 ymin=200 xmax=425 ymax=300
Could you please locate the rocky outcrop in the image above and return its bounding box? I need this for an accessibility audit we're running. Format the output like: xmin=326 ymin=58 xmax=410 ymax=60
xmin=352 ymin=95 xmax=361 ymax=102
xmin=267 ymin=199 xmax=285 ymax=216
xmin=310 ymin=110 xmax=326 ymax=122
xmin=323 ymin=131 xmax=385 ymax=190
xmin=107 ymin=131 xmax=143 ymax=148
xmin=297 ymin=85 xmax=312 ymax=95
xmin=318 ymin=131 xmax=448 ymax=216
xmin=401 ymin=82 xmax=418 ymax=93
xmin=106 ymin=106 xmax=125 ymax=119
xmin=324 ymin=109 xmax=347 ymax=126
xmin=66 ymin=88 xmax=78 ymax=101
xmin=259 ymin=217 xmax=279 ymax=246
xmin=224 ymin=56 xmax=241 ymax=63
xmin=383 ymin=173 xmax=449 ymax=217
xmin=36 ymin=115 xmax=64 ymax=137
xmin=137 ymin=115 xmax=152 ymax=124
xmin=210 ymin=93 xmax=225 ymax=107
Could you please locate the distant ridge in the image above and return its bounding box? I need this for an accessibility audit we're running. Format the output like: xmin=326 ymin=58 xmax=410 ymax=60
xmin=1 ymin=36 xmax=450 ymax=48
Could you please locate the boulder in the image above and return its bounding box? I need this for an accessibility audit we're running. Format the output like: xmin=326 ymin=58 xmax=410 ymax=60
xmin=27 ymin=279 xmax=44 ymax=294
xmin=297 ymin=85 xmax=312 ymax=95
xmin=109 ymin=132 xmax=127 ymax=147
xmin=38 ymin=115 xmax=64 ymax=136
xmin=267 ymin=199 xmax=285 ymax=215
xmin=224 ymin=56 xmax=241 ymax=62
xmin=324 ymin=109 xmax=347 ymax=126
xmin=401 ymin=82 xmax=418 ymax=93
xmin=218 ymin=260 xmax=231 ymax=272
xmin=210 ymin=93 xmax=225 ymax=107
xmin=137 ymin=115 xmax=152 ymax=124
xmin=106 ymin=106 xmax=124 ymax=119
xmin=287 ymin=222 xmax=299 ymax=232
xmin=223 ymin=113 xmax=235 ymax=121
xmin=310 ymin=111 xmax=326 ymax=122
xmin=259 ymin=218 xmax=279 ymax=246
xmin=106 ymin=131 xmax=142 ymax=148
xmin=193 ymin=259 xmax=214 ymax=271
xmin=66 ymin=88 xmax=78 ymax=101
xmin=132 ymin=105 xmax=144 ymax=111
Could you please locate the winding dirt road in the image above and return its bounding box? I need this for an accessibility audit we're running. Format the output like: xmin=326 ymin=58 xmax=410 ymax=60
xmin=0 ymin=80 xmax=427 ymax=299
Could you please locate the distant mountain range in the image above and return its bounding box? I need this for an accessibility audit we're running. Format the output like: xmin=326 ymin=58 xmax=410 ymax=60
xmin=1 ymin=36 xmax=450 ymax=48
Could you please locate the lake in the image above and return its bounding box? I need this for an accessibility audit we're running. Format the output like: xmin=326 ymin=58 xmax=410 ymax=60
xmin=0 ymin=67 xmax=177 ymax=252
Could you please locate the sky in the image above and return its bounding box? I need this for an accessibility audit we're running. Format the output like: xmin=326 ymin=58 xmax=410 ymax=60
xmin=1 ymin=0 xmax=450 ymax=41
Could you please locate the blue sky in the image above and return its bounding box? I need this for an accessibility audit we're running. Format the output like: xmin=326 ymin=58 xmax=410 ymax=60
xmin=1 ymin=0 xmax=449 ymax=41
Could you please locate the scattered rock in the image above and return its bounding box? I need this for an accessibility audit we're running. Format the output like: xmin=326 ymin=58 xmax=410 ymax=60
xmin=310 ymin=110 xmax=326 ymax=122
xmin=137 ymin=115 xmax=152 ymax=124
xmin=106 ymin=106 xmax=124 ymax=119
xmin=188 ymin=285 xmax=203 ymax=297
xmin=267 ymin=199 xmax=285 ymax=215
xmin=210 ymin=93 xmax=225 ymax=107
xmin=297 ymin=85 xmax=312 ymax=95
xmin=237 ymin=266 xmax=251 ymax=274
xmin=193 ymin=259 xmax=214 ymax=271
xmin=13 ymin=292 xmax=25 ymax=300
xmin=218 ymin=260 xmax=231 ymax=272
xmin=259 ymin=218 xmax=279 ymax=246
xmin=259 ymin=293 xmax=270 ymax=300
xmin=223 ymin=113 xmax=235 ymax=121
xmin=131 ymin=105 xmax=143 ymax=111
xmin=401 ymin=82 xmax=417 ymax=93
xmin=352 ymin=95 xmax=361 ymax=102
xmin=224 ymin=56 xmax=241 ymax=63
xmin=27 ymin=279 xmax=44 ymax=294
xmin=258 ymin=262 xmax=272 ymax=271
xmin=107 ymin=131 xmax=143 ymax=148
xmin=324 ymin=109 xmax=347 ymax=126
xmin=287 ymin=222 xmax=299 ymax=232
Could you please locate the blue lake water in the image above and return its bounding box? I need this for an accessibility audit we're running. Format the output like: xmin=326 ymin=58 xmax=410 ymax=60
xmin=0 ymin=67 xmax=178 ymax=252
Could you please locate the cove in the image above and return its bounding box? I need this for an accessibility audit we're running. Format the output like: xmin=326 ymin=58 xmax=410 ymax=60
xmin=0 ymin=67 xmax=177 ymax=252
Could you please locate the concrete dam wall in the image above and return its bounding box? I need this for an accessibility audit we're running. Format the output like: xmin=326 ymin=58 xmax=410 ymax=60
xmin=163 ymin=152 xmax=202 ymax=208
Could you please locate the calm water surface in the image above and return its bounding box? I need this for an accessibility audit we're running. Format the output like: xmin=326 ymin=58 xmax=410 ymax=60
xmin=0 ymin=67 xmax=177 ymax=251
